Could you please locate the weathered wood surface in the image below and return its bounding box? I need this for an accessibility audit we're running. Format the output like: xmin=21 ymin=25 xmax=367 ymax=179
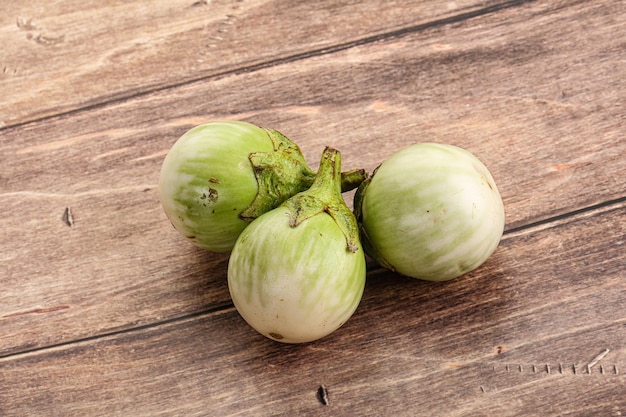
xmin=2 ymin=204 xmax=625 ymax=416
xmin=1 ymin=0 xmax=624 ymax=356
xmin=1 ymin=0 xmax=625 ymax=415
xmin=1 ymin=0 xmax=496 ymax=127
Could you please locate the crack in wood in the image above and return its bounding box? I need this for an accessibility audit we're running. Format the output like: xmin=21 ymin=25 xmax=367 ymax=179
xmin=493 ymin=346 xmax=617 ymax=377
xmin=62 ymin=207 xmax=74 ymax=227
xmin=32 ymin=33 xmax=66 ymax=46
xmin=316 ymin=385 xmax=329 ymax=406
xmin=587 ymin=348 xmax=610 ymax=369
xmin=16 ymin=17 xmax=38 ymax=31
xmin=494 ymin=361 xmax=620 ymax=376
xmin=2 ymin=305 xmax=70 ymax=318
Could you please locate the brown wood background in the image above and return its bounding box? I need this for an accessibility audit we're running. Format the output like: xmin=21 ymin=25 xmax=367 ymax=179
xmin=1 ymin=0 xmax=624 ymax=416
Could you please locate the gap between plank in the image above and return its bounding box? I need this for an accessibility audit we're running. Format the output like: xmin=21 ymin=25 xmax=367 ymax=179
xmin=0 ymin=0 xmax=537 ymax=132
xmin=503 ymin=196 xmax=626 ymax=238
xmin=0 ymin=193 xmax=622 ymax=361
xmin=0 ymin=305 xmax=235 ymax=361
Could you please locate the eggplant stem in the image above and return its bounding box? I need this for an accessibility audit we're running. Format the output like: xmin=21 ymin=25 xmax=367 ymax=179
xmin=239 ymin=129 xmax=367 ymax=222
xmin=285 ymin=147 xmax=361 ymax=253
xmin=239 ymin=129 xmax=315 ymax=221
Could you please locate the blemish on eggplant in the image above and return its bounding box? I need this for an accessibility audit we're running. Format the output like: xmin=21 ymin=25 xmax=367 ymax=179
xmin=317 ymin=385 xmax=329 ymax=406
xmin=209 ymin=177 xmax=220 ymax=184
xmin=268 ymin=332 xmax=283 ymax=340
xmin=207 ymin=187 xmax=218 ymax=203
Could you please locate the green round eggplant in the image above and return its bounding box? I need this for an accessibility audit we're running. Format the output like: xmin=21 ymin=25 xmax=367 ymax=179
xmin=354 ymin=143 xmax=505 ymax=281
xmin=228 ymin=148 xmax=366 ymax=343
xmin=158 ymin=121 xmax=315 ymax=252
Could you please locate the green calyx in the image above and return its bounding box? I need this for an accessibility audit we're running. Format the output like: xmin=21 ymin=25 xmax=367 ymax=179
xmin=283 ymin=147 xmax=361 ymax=253
xmin=239 ymin=129 xmax=315 ymax=221
xmin=239 ymin=129 xmax=367 ymax=221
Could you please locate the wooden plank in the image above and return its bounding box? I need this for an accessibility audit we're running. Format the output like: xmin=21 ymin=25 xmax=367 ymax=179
xmin=1 ymin=204 xmax=624 ymax=416
xmin=1 ymin=0 xmax=625 ymax=357
xmin=0 ymin=0 xmax=497 ymax=127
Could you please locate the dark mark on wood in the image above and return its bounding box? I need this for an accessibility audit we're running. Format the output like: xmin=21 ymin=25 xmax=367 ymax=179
xmin=62 ymin=207 xmax=74 ymax=227
xmin=317 ymin=385 xmax=329 ymax=406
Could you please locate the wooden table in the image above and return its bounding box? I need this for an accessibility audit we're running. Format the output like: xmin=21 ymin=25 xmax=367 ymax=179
xmin=1 ymin=1 xmax=624 ymax=415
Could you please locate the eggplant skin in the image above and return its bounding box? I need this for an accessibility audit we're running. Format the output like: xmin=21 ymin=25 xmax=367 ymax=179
xmin=356 ymin=143 xmax=505 ymax=281
xmin=228 ymin=206 xmax=366 ymax=343
xmin=159 ymin=121 xmax=273 ymax=252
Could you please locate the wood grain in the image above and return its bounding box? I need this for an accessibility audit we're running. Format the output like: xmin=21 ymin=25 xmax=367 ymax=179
xmin=1 ymin=203 xmax=624 ymax=416
xmin=0 ymin=0 xmax=498 ymax=127
xmin=1 ymin=0 xmax=625 ymax=359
